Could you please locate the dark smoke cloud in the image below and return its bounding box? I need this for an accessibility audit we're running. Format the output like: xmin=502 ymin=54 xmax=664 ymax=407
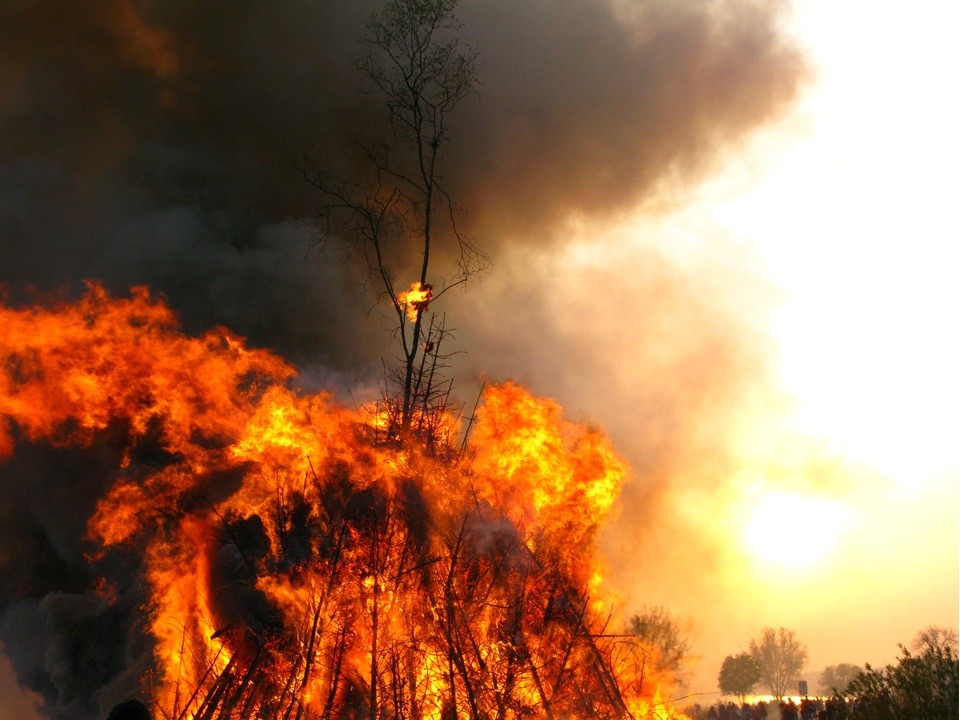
xmin=0 ymin=0 xmax=807 ymax=715
xmin=0 ymin=0 xmax=804 ymax=358
xmin=454 ymin=0 xmax=805 ymax=239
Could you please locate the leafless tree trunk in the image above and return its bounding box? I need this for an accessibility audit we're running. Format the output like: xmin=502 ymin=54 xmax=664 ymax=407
xmin=308 ymin=0 xmax=484 ymax=446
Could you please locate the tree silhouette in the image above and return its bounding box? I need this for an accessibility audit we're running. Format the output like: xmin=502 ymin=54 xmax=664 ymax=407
xmin=749 ymin=627 xmax=807 ymax=700
xmin=309 ymin=0 xmax=485 ymax=446
xmin=912 ymin=625 xmax=959 ymax=655
xmin=844 ymin=642 xmax=958 ymax=720
xmin=718 ymin=652 xmax=761 ymax=703
xmin=818 ymin=663 xmax=862 ymax=697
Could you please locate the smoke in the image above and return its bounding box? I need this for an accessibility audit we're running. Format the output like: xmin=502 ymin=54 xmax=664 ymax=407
xmin=453 ymin=0 xmax=806 ymax=241
xmin=446 ymin=215 xmax=781 ymax=540
xmin=0 ymin=0 xmax=807 ymax=715
xmin=0 ymin=0 xmax=805 ymax=351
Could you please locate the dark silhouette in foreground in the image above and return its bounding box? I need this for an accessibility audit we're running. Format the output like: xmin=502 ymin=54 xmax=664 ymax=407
xmin=106 ymin=699 xmax=151 ymax=720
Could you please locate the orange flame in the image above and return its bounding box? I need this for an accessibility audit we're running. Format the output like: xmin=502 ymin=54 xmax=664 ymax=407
xmin=396 ymin=281 xmax=433 ymax=322
xmin=0 ymin=285 xmax=687 ymax=720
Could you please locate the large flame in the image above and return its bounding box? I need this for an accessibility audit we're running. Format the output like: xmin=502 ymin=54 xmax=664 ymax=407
xmin=0 ymin=285 xmax=685 ymax=720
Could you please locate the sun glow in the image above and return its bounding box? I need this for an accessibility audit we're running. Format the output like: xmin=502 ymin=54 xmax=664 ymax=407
xmin=707 ymin=0 xmax=960 ymax=486
xmin=744 ymin=491 xmax=848 ymax=569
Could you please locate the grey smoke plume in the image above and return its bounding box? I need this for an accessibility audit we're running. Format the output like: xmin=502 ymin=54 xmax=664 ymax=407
xmin=0 ymin=0 xmax=807 ymax=716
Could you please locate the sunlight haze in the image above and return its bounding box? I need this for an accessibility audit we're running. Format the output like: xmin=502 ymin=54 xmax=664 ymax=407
xmin=0 ymin=0 xmax=956 ymax=716
xmin=607 ymin=0 xmax=960 ymax=694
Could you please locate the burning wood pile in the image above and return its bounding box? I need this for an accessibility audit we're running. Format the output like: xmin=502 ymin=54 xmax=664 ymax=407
xmin=0 ymin=286 xmax=684 ymax=720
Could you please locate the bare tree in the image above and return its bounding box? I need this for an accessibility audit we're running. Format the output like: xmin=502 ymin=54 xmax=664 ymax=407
xmin=912 ymin=626 xmax=959 ymax=655
xmin=749 ymin=626 xmax=807 ymax=700
xmin=309 ymin=0 xmax=485 ymax=445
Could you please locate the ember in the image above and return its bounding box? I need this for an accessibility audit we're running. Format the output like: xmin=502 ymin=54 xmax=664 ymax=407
xmin=0 ymin=286 xmax=684 ymax=719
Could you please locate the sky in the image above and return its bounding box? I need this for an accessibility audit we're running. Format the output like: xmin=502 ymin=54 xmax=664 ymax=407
xmin=0 ymin=0 xmax=957 ymax=716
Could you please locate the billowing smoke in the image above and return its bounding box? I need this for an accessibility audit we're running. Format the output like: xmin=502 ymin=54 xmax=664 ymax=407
xmin=0 ymin=0 xmax=807 ymax=716
xmin=0 ymin=0 xmax=804 ymax=358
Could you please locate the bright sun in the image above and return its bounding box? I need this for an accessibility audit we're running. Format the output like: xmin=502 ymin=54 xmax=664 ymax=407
xmin=744 ymin=491 xmax=848 ymax=570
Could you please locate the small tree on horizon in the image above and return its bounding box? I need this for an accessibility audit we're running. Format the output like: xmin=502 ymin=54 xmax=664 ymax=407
xmin=912 ymin=625 xmax=959 ymax=656
xmin=719 ymin=652 xmax=762 ymax=703
xmin=749 ymin=626 xmax=807 ymax=700
xmin=819 ymin=663 xmax=862 ymax=697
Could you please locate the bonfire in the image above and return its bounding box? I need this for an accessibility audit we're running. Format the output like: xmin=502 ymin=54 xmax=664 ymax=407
xmin=0 ymin=285 xmax=684 ymax=720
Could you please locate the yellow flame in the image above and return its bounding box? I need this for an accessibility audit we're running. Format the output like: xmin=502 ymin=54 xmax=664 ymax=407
xmin=396 ymin=281 xmax=433 ymax=321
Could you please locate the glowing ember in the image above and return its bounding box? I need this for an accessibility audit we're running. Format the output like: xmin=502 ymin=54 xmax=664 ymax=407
xmin=0 ymin=285 xmax=686 ymax=720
